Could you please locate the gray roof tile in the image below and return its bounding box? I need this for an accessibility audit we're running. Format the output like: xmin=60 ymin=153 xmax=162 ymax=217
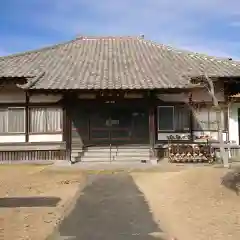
xmin=0 ymin=36 xmax=240 ymax=90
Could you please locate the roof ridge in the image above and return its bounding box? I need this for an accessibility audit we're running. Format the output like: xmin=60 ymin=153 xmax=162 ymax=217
xmin=0 ymin=36 xmax=139 ymax=60
xmin=76 ymin=35 xmax=137 ymax=40
xmin=2 ymin=35 xmax=238 ymax=66
xmin=0 ymin=38 xmax=78 ymax=60
xmin=140 ymin=38 xmax=240 ymax=66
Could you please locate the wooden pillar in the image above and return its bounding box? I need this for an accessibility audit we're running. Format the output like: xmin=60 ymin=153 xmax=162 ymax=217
xmin=63 ymin=101 xmax=72 ymax=162
xmin=25 ymin=91 xmax=29 ymax=142
xmin=149 ymin=106 xmax=156 ymax=158
xmin=188 ymin=93 xmax=194 ymax=142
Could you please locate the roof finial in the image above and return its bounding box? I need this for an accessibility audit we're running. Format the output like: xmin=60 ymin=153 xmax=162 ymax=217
xmin=76 ymin=35 xmax=84 ymax=40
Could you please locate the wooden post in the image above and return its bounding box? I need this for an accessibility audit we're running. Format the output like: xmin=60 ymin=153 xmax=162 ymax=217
xmin=62 ymin=97 xmax=72 ymax=162
xmin=25 ymin=91 xmax=29 ymax=142
xmin=149 ymin=105 xmax=156 ymax=160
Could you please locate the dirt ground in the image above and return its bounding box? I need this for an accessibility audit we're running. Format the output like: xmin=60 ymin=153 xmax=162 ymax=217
xmin=132 ymin=167 xmax=240 ymax=240
xmin=0 ymin=165 xmax=86 ymax=240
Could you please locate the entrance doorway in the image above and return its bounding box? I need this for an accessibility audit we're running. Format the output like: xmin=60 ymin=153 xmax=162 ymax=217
xmin=89 ymin=107 xmax=149 ymax=144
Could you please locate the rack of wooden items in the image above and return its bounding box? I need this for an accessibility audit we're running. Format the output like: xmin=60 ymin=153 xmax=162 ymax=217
xmin=167 ymin=142 xmax=215 ymax=163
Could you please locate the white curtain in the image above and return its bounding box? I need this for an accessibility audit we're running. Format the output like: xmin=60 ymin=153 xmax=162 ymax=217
xmin=46 ymin=108 xmax=62 ymax=132
xmin=0 ymin=108 xmax=25 ymax=133
xmin=8 ymin=108 xmax=25 ymax=133
xmin=30 ymin=108 xmax=46 ymax=132
xmin=30 ymin=107 xmax=62 ymax=133
xmin=0 ymin=109 xmax=8 ymax=133
xmin=193 ymin=107 xmax=224 ymax=131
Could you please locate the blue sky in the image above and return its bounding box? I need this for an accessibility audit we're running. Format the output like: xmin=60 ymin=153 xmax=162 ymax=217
xmin=1 ymin=0 xmax=240 ymax=58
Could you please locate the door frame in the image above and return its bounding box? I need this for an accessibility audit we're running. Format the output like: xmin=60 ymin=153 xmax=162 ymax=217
xmin=88 ymin=104 xmax=150 ymax=144
xmin=89 ymin=107 xmax=133 ymax=143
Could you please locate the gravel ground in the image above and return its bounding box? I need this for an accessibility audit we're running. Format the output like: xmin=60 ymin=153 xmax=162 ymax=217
xmin=0 ymin=165 xmax=86 ymax=240
xmin=132 ymin=167 xmax=240 ymax=240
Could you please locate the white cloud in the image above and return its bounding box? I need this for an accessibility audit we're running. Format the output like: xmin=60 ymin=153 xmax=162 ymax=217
xmin=1 ymin=0 xmax=240 ymax=58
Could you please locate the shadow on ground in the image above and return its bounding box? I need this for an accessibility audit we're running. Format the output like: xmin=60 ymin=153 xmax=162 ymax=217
xmin=221 ymin=168 xmax=240 ymax=195
xmin=0 ymin=197 xmax=61 ymax=208
xmin=54 ymin=174 xmax=165 ymax=239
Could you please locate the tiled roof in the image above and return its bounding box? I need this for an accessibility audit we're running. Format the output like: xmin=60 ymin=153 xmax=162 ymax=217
xmin=0 ymin=36 xmax=240 ymax=90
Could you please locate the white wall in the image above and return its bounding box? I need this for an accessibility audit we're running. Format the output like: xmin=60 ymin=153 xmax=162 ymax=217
xmin=193 ymin=131 xmax=227 ymax=142
xmin=0 ymin=135 xmax=25 ymax=143
xmin=0 ymin=134 xmax=63 ymax=144
xmin=29 ymin=134 xmax=63 ymax=142
xmin=228 ymin=103 xmax=240 ymax=144
xmin=157 ymin=132 xmax=227 ymax=141
xmin=29 ymin=94 xmax=62 ymax=103
xmin=158 ymin=133 xmax=190 ymax=141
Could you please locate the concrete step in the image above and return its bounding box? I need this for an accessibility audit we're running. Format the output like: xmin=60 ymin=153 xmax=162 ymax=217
xmin=84 ymin=151 xmax=117 ymax=156
xmin=116 ymin=152 xmax=150 ymax=156
xmin=116 ymin=145 xmax=150 ymax=149
xmin=114 ymin=156 xmax=150 ymax=161
xmin=78 ymin=156 xmax=150 ymax=162
xmin=78 ymin=157 xmax=111 ymax=162
xmin=80 ymin=154 xmax=114 ymax=159
xmin=71 ymin=149 xmax=83 ymax=153
xmin=86 ymin=148 xmax=149 ymax=153
xmin=72 ymin=145 xmax=151 ymax=163
xmin=83 ymin=151 xmax=150 ymax=157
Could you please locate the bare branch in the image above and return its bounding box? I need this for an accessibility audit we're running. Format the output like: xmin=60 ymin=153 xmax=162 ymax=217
xmin=189 ymin=75 xmax=229 ymax=167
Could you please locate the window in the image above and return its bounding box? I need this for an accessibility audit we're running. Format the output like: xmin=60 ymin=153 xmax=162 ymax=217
xmin=157 ymin=105 xmax=190 ymax=131
xmin=30 ymin=107 xmax=63 ymax=133
xmin=0 ymin=107 xmax=25 ymax=133
xmin=193 ymin=107 xmax=225 ymax=131
xmin=158 ymin=106 xmax=174 ymax=131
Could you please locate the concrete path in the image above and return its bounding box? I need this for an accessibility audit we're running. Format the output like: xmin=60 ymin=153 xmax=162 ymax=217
xmin=50 ymin=174 xmax=167 ymax=239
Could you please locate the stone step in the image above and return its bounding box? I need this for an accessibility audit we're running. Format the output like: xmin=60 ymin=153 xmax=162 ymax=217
xmin=71 ymin=149 xmax=83 ymax=153
xmin=78 ymin=155 xmax=150 ymax=162
xmin=71 ymin=144 xmax=152 ymax=163
xmin=114 ymin=156 xmax=150 ymax=161
xmin=78 ymin=157 xmax=112 ymax=162
xmin=116 ymin=152 xmax=150 ymax=156
xmin=116 ymin=145 xmax=150 ymax=149
xmin=82 ymin=151 xmax=150 ymax=157
xmin=81 ymin=154 xmax=114 ymax=158
xmin=86 ymin=148 xmax=150 ymax=153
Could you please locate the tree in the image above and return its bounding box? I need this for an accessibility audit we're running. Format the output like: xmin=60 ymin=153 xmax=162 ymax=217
xmin=191 ymin=75 xmax=229 ymax=168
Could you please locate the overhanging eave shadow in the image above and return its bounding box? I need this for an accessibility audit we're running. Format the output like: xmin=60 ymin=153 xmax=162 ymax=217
xmin=0 ymin=196 xmax=61 ymax=208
